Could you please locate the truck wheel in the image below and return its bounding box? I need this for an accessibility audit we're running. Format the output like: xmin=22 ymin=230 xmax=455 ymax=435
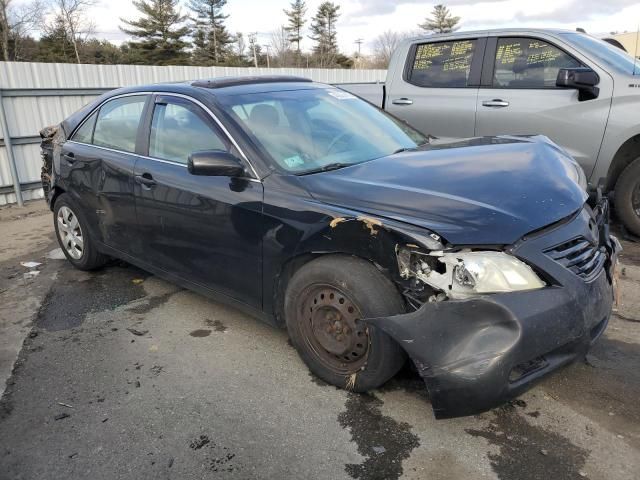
xmin=54 ymin=193 xmax=108 ymax=270
xmin=285 ymin=255 xmax=406 ymax=392
xmin=614 ymin=157 xmax=640 ymax=237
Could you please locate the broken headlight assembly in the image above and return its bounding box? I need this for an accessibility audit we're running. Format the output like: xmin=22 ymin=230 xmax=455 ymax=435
xmin=398 ymin=247 xmax=546 ymax=300
xmin=440 ymin=251 xmax=545 ymax=296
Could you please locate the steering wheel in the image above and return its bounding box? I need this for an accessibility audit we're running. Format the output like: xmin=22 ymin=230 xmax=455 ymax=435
xmin=326 ymin=132 xmax=353 ymax=155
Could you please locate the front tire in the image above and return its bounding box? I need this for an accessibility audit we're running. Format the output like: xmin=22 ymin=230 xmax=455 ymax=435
xmin=285 ymin=255 xmax=406 ymax=392
xmin=53 ymin=193 xmax=108 ymax=270
xmin=615 ymin=157 xmax=640 ymax=237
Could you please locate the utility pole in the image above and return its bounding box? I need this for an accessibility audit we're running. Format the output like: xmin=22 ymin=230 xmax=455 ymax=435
xmin=355 ymin=38 xmax=364 ymax=69
xmin=264 ymin=44 xmax=271 ymax=68
xmin=249 ymin=32 xmax=258 ymax=68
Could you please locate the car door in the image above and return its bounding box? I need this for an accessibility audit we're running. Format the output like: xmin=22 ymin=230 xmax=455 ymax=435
xmin=133 ymin=94 xmax=264 ymax=308
xmin=385 ymin=37 xmax=485 ymax=139
xmin=62 ymin=94 xmax=149 ymax=255
xmin=475 ymin=35 xmax=613 ymax=176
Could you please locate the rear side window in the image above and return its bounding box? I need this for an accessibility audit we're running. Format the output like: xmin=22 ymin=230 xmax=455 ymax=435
xmin=72 ymin=111 xmax=97 ymax=144
xmin=93 ymin=96 xmax=146 ymax=153
xmin=493 ymin=37 xmax=582 ymax=89
xmin=149 ymin=100 xmax=228 ymax=164
xmin=408 ymin=39 xmax=477 ymax=88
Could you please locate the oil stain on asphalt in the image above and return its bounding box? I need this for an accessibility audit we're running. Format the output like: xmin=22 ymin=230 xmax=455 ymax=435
xmin=35 ymin=263 xmax=148 ymax=331
xmin=205 ymin=318 xmax=227 ymax=332
xmin=338 ymin=393 xmax=419 ymax=480
xmin=126 ymin=291 xmax=176 ymax=314
xmin=189 ymin=329 xmax=212 ymax=337
xmin=466 ymin=405 xmax=589 ymax=480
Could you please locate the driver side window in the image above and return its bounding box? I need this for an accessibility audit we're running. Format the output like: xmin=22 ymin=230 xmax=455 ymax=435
xmin=493 ymin=37 xmax=582 ymax=89
xmin=149 ymin=99 xmax=229 ymax=164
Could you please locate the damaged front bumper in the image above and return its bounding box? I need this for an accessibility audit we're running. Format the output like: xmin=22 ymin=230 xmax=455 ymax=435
xmin=368 ymin=204 xmax=620 ymax=419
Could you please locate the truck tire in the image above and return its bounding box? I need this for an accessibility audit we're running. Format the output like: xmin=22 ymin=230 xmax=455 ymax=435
xmin=614 ymin=157 xmax=640 ymax=237
xmin=53 ymin=193 xmax=109 ymax=270
xmin=285 ymin=255 xmax=406 ymax=392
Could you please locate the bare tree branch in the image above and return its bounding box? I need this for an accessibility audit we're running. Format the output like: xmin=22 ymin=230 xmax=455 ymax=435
xmin=1 ymin=0 xmax=45 ymax=61
xmin=50 ymin=0 xmax=97 ymax=63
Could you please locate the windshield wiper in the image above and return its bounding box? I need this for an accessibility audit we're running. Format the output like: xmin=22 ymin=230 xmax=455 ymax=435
xmin=297 ymin=162 xmax=353 ymax=175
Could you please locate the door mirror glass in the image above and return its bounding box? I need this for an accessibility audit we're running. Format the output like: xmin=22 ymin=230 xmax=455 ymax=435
xmin=188 ymin=150 xmax=245 ymax=177
xmin=556 ymin=67 xmax=600 ymax=100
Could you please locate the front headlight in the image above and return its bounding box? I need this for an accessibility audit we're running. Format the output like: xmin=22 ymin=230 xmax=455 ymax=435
xmin=440 ymin=251 xmax=545 ymax=295
xmin=566 ymin=160 xmax=588 ymax=191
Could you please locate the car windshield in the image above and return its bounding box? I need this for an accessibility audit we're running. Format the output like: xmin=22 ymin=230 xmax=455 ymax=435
xmin=218 ymin=87 xmax=429 ymax=174
xmin=561 ymin=32 xmax=640 ymax=75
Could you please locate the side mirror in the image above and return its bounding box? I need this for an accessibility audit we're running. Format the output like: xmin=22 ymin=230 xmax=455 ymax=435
xmin=556 ymin=68 xmax=600 ymax=101
xmin=188 ymin=150 xmax=245 ymax=177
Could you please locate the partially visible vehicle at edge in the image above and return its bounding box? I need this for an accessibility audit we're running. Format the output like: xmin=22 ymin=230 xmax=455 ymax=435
xmin=41 ymin=77 xmax=619 ymax=419
xmin=341 ymin=29 xmax=640 ymax=237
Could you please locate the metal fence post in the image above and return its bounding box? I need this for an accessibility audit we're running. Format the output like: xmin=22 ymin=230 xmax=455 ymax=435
xmin=0 ymin=89 xmax=24 ymax=206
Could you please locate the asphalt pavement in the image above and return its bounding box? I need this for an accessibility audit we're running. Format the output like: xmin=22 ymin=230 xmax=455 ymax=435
xmin=0 ymin=200 xmax=639 ymax=480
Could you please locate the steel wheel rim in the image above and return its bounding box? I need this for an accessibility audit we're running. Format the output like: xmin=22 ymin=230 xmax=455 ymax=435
xmin=57 ymin=206 xmax=84 ymax=260
xmin=299 ymin=284 xmax=370 ymax=376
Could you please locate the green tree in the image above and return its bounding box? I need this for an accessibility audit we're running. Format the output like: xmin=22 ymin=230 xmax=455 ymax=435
xmin=82 ymin=39 xmax=123 ymax=64
xmin=120 ymin=0 xmax=191 ymax=65
xmin=418 ymin=4 xmax=460 ymax=34
xmin=309 ymin=1 xmax=339 ymax=67
xmin=283 ymin=0 xmax=306 ymax=53
xmin=188 ymin=0 xmax=233 ymax=65
xmin=37 ymin=15 xmax=76 ymax=62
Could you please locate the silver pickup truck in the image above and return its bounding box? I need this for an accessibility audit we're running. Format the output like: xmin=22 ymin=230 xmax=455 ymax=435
xmin=342 ymin=29 xmax=640 ymax=236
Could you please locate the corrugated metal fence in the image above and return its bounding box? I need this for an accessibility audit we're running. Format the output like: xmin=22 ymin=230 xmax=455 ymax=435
xmin=0 ymin=62 xmax=386 ymax=206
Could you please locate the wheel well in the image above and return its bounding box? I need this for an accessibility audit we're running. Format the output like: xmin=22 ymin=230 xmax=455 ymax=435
xmin=47 ymin=186 xmax=66 ymax=211
xmin=606 ymin=134 xmax=640 ymax=192
xmin=272 ymin=252 xmax=403 ymax=328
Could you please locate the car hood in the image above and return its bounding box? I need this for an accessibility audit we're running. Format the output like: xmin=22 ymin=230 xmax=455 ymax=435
xmin=299 ymin=136 xmax=587 ymax=245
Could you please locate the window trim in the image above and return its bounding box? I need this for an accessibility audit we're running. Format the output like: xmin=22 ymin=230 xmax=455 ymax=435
xmin=403 ymin=37 xmax=485 ymax=89
xmin=70 ymin=92 xmax=151 ymax=150
xmin=68 ymin=91 xmax=260 ymax=180
xmin=146 ymin=93 xmax=259 ymax=180
xmin=483 ymin=35 xmax=586 ymax=90
xmin=147 ymin=95 xmax=231 ymax=166
xmin=70 ymin=109 xmax=99 ymax=144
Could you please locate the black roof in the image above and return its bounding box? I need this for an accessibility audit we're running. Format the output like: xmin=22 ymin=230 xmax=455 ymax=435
xmin=191 ymin=76 xmax=313 ymax=89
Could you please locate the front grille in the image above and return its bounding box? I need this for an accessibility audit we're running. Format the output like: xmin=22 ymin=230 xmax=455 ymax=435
xmin=544 ymin=236 xmax=605 ymax=280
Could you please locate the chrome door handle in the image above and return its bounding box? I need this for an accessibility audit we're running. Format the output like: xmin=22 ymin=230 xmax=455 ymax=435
xmin=482 ymin=99 xmax=510 ymax=108
xmin=392 ymin=98 xmax=413 ymax=106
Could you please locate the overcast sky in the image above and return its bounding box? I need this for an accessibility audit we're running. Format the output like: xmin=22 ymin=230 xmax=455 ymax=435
xmin=46 ymin=0 xmax=640 ymax=54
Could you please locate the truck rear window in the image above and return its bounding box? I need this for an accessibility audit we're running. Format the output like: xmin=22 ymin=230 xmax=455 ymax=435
xmin=408 ymin=39 xmax=477 ymax=88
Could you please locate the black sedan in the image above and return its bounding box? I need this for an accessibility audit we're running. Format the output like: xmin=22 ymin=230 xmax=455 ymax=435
xmin=41 ymin=76 xmax=619 ymax=418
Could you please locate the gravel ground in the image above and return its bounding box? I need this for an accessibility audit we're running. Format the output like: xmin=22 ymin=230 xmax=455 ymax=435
xmin=0 ymin=200 xmax=639 ymax=480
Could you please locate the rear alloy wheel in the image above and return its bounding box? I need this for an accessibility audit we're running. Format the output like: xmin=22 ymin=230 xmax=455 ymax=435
xmin=285 ymin=255 xmax=406 ymax=392
xmin=614 ymin=157 xmax=640 ymax=237
xmin=53 ymin=193 xmax=108 ymax=270
xmin=57 ymin=205 xmax=84 ymax=260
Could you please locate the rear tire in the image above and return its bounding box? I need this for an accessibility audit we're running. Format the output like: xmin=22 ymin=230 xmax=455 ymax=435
xmin=614 ymin=157 xmax=640 ymax=237
xmin=285 ymin=255 xmax=406 ymax=392
xmin=53 ymin=193 xmax=108 ymax=271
